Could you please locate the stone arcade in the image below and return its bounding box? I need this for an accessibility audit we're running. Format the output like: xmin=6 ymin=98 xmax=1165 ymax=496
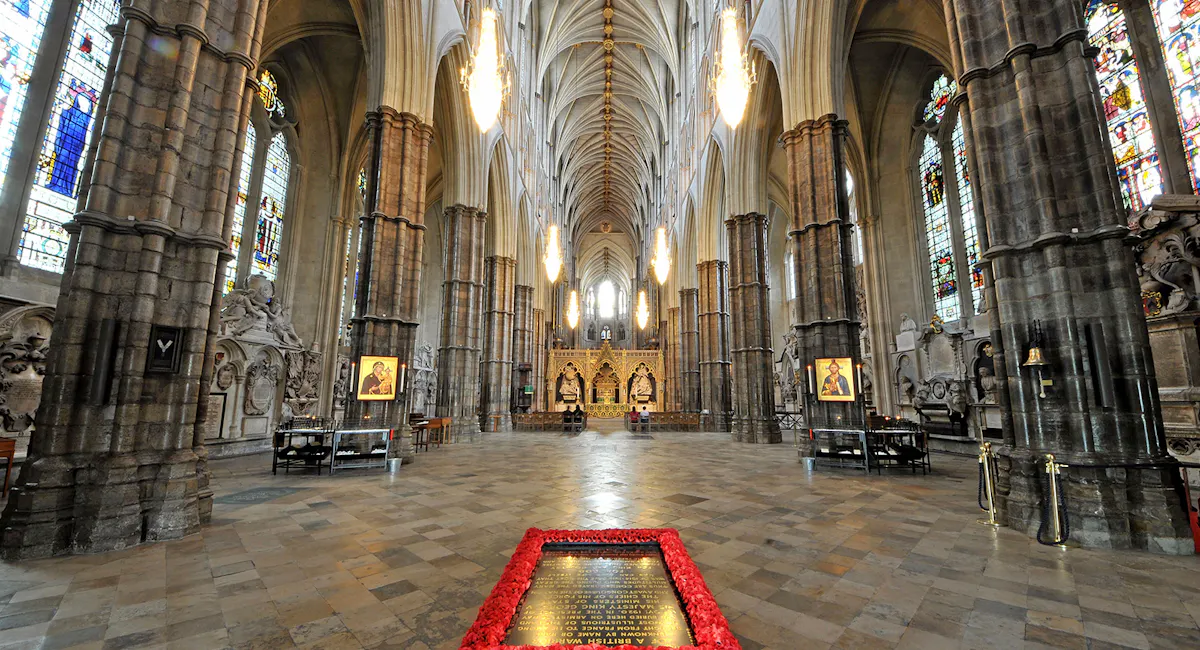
xmin=0 ymin=0 xmax=1198 ymax=648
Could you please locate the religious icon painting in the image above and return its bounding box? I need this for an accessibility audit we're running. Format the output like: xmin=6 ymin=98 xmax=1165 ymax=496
xmin=357 ymin=355 xmax=398 ymax=401
xmin=815 ymin=357 xmax=856 ymax=402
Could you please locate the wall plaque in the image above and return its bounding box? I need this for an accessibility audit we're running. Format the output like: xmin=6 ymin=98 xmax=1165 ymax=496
xmin=504 ymin=544 xmax=694 ymax=647
xmin=205 ymin=393 xmax=226 ymax=440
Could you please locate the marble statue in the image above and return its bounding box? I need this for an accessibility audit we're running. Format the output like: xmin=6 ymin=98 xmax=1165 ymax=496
xmin=979 ymin=367 xmax=998 ymax=404
xmin=631 ymin=366 xmax=654 ymax=399
xmin=560 ymin=373 xmax=581 ymax=400
xmin=220 ymin=275 xmax=302 ymax=348
xmin=899 ymin=313 xmax=918 ymax=334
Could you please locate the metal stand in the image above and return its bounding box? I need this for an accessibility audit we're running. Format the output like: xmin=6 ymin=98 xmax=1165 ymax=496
xmin=977 ymin=442 xmax=1002 ymax=527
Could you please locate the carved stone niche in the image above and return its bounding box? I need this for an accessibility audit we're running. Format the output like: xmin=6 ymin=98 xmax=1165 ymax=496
xmin=410 ymin=343 xmax=438 ymax=416
xmin=284 ymin=349 xmax=322 ymax=417
xmin=0 ymin=305 xmax=53 ymax=457
xmin=1133 ymin=195 xmax=1200 ymax=472
xmin=891 ymin=318 xmax=984 ymax=451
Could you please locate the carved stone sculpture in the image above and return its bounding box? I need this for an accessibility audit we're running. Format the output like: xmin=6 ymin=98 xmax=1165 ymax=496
xmin=244 ymin=356 xmax=280 ymax=416
xmin=979 ymin=366 xmax=998 ymax=404
xmin=0 ymin=334 xmax=49 ymax=433
xmin=899 ymin=313 xmax=918 ymax=334
xmin=220 ymin=275 xmax=302 ymax=349
xmin=333 ymin=356 xmax=351 ymax=408
xmin=284 ymin=350 xmax=322 ymax=416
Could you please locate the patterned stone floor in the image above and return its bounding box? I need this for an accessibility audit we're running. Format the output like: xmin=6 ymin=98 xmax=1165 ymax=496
xmin=2 ymin=424 xmax=1200 ymax=649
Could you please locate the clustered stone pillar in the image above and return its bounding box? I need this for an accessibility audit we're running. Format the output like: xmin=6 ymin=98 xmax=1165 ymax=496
xmin=679 ymin=289 xmax=700 ymax=412
xmin=946 ymin=0 xmax=1191 ymax=552
xmin=0 ymin=0 xmax=270 ymax=559
xmin=436 ymin=206 xmax=487 ymax=438
xmin=481 ymin=257 xmax=516 ymax=431
xmin=697 ymin=261 xmax=732 ymax=430
xmin=512 ymin=284 xmax=534 ymax=410
xmin=727 ymin=214 xmax=782 ymax=443
xmin=532 ymin=308 xmax=546 ymax=411
xmin=667 ymin=306 xmax=681 ymax=410
xmin=349 ymin=109 xmax=432 ymax=461
xmin=783 ymin=115 xmax=861 ymax=428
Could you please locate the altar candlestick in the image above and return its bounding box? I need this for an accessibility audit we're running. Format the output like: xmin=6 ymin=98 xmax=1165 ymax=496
xmin=856 ymin=364 xmax=863 ymax=394
xmin=807 ymin=364 xmax=815 ymax=395
xmin=350 ymin=362 xmax=357 ymax=397
xmin=400 ymin=363 xmax=407 ymax=391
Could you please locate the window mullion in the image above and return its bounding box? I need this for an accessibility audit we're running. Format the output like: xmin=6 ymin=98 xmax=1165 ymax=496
xmin=941 ymin=133 xmax=973 ymax=321
xmin=236 ymin=129 xmax=269 ymax=285
xmin=1120 ymin=0 xmax=1191 ymax=195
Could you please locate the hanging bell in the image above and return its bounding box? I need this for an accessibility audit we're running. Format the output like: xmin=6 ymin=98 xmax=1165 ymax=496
xmin=1023 ymin=346 xmax=1049 ymax=367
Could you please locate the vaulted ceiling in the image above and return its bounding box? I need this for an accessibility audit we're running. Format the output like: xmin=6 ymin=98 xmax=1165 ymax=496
xmin=535 ymin=0 xmax=680 ymax=254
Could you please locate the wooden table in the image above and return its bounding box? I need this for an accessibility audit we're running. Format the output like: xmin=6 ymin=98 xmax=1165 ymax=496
xmin=0 ymin=437 xmax=15 ymax=498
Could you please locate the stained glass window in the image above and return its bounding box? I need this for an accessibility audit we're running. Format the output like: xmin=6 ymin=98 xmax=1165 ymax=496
xmin=258 ymin=69 xmax=285 ymax=120
xmin=0 ymin=0 xmax=52 ymax=190
xmin=253 ymin=132 xmax=289 ymax=280
xmin=224 ymin=126 xmax=256 ymax=294
xmin=18 ymin=0 xmax=119 ymax=273
xmin=339 ymin=167 xmax=366 ymax=346
xmin=1155 ymin=0 xmax=1200 ymax=191
xmin=922 ymin=75 xmax=956 ymax=124
xmin=953 ymin=121 xmax=984 ymax=315
xmin=920 ymin=134 xmax=959 ymax=322
xmin=784 ymin=250 xmax=797 ymax=300
xmin=846 ymin=169 xmax=863 ymax=266
xmin=1087 ymin=1 xmax=1163 ymax=213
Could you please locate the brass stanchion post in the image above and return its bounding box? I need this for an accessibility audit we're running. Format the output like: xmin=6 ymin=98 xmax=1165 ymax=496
xmin=977 ymin=442 xmax=1001 ymax=527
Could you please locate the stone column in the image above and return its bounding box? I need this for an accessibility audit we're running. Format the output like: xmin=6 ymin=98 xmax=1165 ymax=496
xmin=349 ymin=110 xmax=432 ymax=459
xmin=436 ymin=205 xmax=487 ymax=438
xmin=667 ymin=306 xmax=681 ymax=410
xmin=697 ymin=261 xmax=732 ymax=430
xmin=532 ymin=307 xmax=545 ymax=411
xmin=480 ymin=258 xmax=516 ymax=431
xmin=0 ymin=0 xmax=270 ymax=559
xmin=512 ymin=284 xmax=534 ymax=408
xmin=782 ymin=116 xmax=862 ymax=429
xmin=946 ymin=0 xmax=1191 ymax=552
xmin=679 ymin=289 xmax=700 ymax=412
xmin=727 ymin=214 xmax=782 ymax=443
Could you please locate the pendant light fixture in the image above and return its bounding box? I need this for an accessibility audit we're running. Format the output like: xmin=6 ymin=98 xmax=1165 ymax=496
xmin=635 ymin=289 xmax=650 ymax=330
xmin=544 ymin=224 xmax=562 ymax=283
xmin=567 ymin=290 xmax=581 ymax=330
xmin=712 ymin=6 xmax=755 ymax=129
xmin=462 ymin=8 xmax=505 ymax=132
xmin=651 ymin=226 xmax=671 ymax=285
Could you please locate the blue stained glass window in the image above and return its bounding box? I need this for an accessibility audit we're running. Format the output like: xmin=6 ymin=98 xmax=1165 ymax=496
xmin=224 ymin=126 xmax=256 ymax=294
xmin=921 ymin=134 xmax=959 ymax=323
xmin=1088 ymin=1 xmax=1163 ymax=213
xmin=18 ymin=0 xmax=119 ymax=273
xmin=252 ymin=133 xmax=289 ymax=280
xmin=1155 ymin=0 xmax=1200 ymax=191
xmin=953 ymin=121 xmax=984 ymax=315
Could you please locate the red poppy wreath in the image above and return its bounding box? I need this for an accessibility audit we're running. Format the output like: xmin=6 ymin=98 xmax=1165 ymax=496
xmin=459 ymin=528 xmax=741 ymax=650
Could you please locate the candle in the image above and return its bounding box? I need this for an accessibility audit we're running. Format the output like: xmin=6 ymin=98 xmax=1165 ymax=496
xmin=807 ymin=365 xmax=815 ymax=395
xmin=400 ymin=363 xmax=407 ymax=391
xmin=856 ymin=364 xmax=863 ymax=396
xmin=350 ymin=362 xmax=357 ymax=398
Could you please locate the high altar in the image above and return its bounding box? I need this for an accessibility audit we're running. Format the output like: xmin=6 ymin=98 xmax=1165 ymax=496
xmin=549 ymin=342 xmax=663 ymax=418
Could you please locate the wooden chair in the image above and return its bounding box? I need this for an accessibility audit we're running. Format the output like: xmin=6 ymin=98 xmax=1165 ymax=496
xmin=0 ymin=437 xmax=13 ymax=498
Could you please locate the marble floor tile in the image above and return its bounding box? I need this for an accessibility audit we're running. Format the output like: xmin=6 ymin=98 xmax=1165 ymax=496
xmin=1 ymin=426 xmax=1198 ymax=649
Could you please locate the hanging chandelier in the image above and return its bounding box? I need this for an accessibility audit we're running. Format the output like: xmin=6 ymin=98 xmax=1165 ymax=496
xmin=712 ymin=7 xmax=755 ymax=129
xmin=462 ymin=8 xmax=505 ymax=132
xmin=651 ymin=226 xmax=671 ymax=285
xmin=544 ymin=224 xmax=562 ymax=283
xmin=635 ymin=289 xmax=650 ymax=330
xmin=567 ymin=290 xmax=581 ymax=329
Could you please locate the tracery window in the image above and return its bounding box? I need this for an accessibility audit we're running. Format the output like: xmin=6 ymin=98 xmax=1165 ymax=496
xmin=916 ymin=74 xmax=982 ymax=323
xmin=1154 ymin=0 xmax=1200 ymax=190
xmin=338 ymin=167 xmax=368 ymax=346
xmin=1088 ymin=1 xmax=1163 ymax=212
xmin=18 ymin=0 xmax=120 ymax=273
xmin=784 ymin=250 xmax=797 ymax=300
xmin=223 ymin=69 xmax=294 ymax=294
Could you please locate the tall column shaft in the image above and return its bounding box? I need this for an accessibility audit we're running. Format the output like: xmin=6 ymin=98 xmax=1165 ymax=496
xmin=532 ymin=308 xmax=545 ymax=411
xmin=0 ymin=0 xmax=270 ymax=559
xmin=946 ymin=0 xmax=1190 ymax=552
xmin=783 ymin=115 xmax=862 ymax=429
xmin=512 ymin=284 xmax=534 ymax=411
xmin=667 ymin=307 xmax=681 ymax=411
xmin=679 ymin=289 xmax=700 ymax=412
xmin=350 ymin=110 xmax=432 ymax=441
xmin=480 ymin=258 xmax=516 ymax=431
xmin=436 ymin=205 xmax=487 ymax=438
xmin=728 ymin=214 xmax=782 ymax=443
xmin=697 ymin=261 xmax=732 ymax=430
